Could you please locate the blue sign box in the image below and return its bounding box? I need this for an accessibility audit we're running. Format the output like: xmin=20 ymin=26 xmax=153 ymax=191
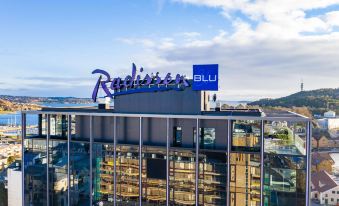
xmin=192 ymin=64 xmax=218 ymax=91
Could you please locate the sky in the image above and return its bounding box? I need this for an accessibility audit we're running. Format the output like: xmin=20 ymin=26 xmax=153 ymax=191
xmin=0 ymin=0 xmax=338 ymax=100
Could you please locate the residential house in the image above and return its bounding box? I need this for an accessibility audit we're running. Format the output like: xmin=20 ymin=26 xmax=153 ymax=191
xmin=311 ymin=170 xmax=339 ymax=205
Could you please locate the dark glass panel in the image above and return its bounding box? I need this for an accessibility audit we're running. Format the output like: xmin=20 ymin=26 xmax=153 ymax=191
xmin=173 ymin=127 xmax=182 ymax=147
xmin=70 ymin=142 xmax=90 ymax=206
xmin=48 ymin=140 xmax=68 ymax=206
xmin=50 ymin=115 xmax=68 ymax=140
xmin=24 ymin=139 xmax=47 ymax=206
xmin=198 ymin=151 xmax=227 ymax=205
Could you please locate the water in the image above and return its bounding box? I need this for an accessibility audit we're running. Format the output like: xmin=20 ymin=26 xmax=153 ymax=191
xmin=0 ymin=103 xmax=96 ymax=126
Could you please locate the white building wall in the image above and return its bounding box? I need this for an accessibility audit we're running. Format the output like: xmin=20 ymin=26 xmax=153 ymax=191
xmin=7 ymin=167 xmax=22 ymax=206
xmin=325 ymin=111 xmax=336 ymax=118
xmin=319 ymin=186 xmax=339 ymax=205
xmin=328 ymin=118 xmax=339 ymax=130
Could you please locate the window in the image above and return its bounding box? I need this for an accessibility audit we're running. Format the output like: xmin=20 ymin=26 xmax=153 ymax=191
xmin=333 ymin=191 xmax=335 ymax=194
xmin=200 ymin=128 xmax=216 ymax=149
xmin=173 ymin=127 xmax=182 ymax=147
xmin=232 ymin=120 xmax=261 ymax=152
xmin=193 ymin=127 xmax=216 ymax=149
xmin=331 ymin=198 xmax=334 ymax=202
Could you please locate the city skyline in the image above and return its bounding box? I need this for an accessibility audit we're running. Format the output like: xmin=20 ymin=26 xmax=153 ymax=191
xmin=0 ymin=0 xmax=338 ymax=100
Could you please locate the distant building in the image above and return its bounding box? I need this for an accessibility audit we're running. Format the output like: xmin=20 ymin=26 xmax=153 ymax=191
xmin=325 ymin=111 xmax=336 ymax=118
xmin=329 ymin=153 xmax=339 ymax=175
xmin=312 ymin=136 xmax=331 ymax=149
xmin=317 ymin=111 xmax=339 ymax=130
xmin=6 ymin=161 xmax=22 ymax=206
xmin=311 ymin=170 xmax=339 ymax=205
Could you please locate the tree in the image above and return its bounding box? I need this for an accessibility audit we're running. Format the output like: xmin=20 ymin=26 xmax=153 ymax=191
xmin=7 ymin=156 xmax=15 ymax=166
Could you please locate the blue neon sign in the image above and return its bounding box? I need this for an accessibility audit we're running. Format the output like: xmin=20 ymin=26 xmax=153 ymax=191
xmin=192 ymin=64 xmax=218 ymax=91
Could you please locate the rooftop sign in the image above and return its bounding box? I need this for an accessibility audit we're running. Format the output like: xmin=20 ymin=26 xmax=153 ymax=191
xmin=91 ymin=63 xmax=190 ymax=102
xmin=193 ymin=64 xmax=218 ymax=91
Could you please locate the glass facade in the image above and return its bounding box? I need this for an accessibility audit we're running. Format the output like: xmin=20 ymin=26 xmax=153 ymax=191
xmin=263 ymin=121 xmax=307 ymax=206
xmin=70 ymin=142 xmax=91 ymax=206
xmin=169 ymin=148 xmax=196 ymax=205
xmin=24 ymin=138 xmax=48 ymax=206
xmin=49 ymin=140 xmax=68 ymax=206
xmin=115 ymin=145 xmax=140 ymax=205
xmin=92 ymin=144 xmax=115 ymax=205
xmin=232 ymin=120 xmax=261 ymax=152
xmin=198 ymin=151 xmax=227 ymax=205
xmin=142 ymin=147 xmax=167 ymax=205
xmin=229 ymin=153 xmax=261 ymax=206
xmin=22 ymin=113 xmax=311 ymax=206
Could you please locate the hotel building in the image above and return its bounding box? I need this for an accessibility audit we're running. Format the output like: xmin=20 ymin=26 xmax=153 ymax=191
xmin=21 ymin=85 xmax=311 ymax=206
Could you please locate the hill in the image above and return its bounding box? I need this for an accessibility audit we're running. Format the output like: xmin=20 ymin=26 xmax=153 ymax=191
xmin=0 ymin=99 xmax=41 ymax=113
xmin=248 ymin=88 xmax=339 ymax=115
xmin=0 ymin=95 xmax=92 ymax=104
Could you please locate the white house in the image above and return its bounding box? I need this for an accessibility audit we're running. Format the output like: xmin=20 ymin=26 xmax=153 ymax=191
xmin=312 ymin=170 xmax=339 ymax=205
xmin=325 ymin=111 xmax=336 ymax=118
xmin=317 ymin=111 xmax=339 ymax=130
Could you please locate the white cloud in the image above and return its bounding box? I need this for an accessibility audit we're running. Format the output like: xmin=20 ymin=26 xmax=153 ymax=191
xmin=117 ymin=1 xmax=339 ymax=100
xmin=325 ymin=11 xmax=339 ymax=27
xmin=175 ymin=0 xmax=339 ymax=38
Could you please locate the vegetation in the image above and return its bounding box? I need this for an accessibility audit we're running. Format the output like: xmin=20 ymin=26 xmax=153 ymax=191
xmin=7 ymin=156 xmax=15 ymax=166
xmin=248 ymin=88 xmax=339 ymax=115
xmin=0 ymin=98 xmax=41 ymax=112
xmin=266 ymin=128 xmax=291 ymax=141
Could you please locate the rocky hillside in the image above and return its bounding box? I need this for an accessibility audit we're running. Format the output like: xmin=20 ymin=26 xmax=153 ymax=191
xmin=0 ymin=99 xmax=41 ymax=112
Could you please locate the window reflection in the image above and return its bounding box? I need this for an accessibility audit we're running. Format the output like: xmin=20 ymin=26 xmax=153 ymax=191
xmin=263 ymin=154 xmax=306 ymax=206
xmin=169 ymin=149 xmax=196 ymax=205
xmin=232 ymin=120 xmax=261 ymax=152
xmin=142 ymin=147 xmax=167 ymax=205
xmin=50 ymin=115 xmax=68 ymax=139
xmin=26 ymin=114 xmax=42 ymax=138
xmin=93 ymin=144 xmax=115 ymax=205
xmin=24 ymin=139 xmax=47 ymax=206
xmin=198 ymin=151 xmax=227 ymax=205
xmin=70 ymin=142 xmax=90 ymax=206
xmin=193 ymin=128 xmax=216 ymax=149
xmin=230 ymin=153 xmax=261 ymax=206
xmin=49 ymin=140 xmax=68 ymax=206
xmin=264 ymin=121 xmax=306 ymax=155
xmin=116 ymin=145 xmax=140 ymax=205
xmin=173 ymin=127 xmax=182 ymax=147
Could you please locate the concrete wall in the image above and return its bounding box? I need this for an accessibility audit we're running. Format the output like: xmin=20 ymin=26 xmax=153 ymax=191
xmin=114 ymin=87 xmax=204 ymax=115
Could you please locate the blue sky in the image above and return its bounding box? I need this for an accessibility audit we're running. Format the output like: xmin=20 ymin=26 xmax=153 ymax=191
xmin=0 ymin=0 xmax=338 ymax=100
